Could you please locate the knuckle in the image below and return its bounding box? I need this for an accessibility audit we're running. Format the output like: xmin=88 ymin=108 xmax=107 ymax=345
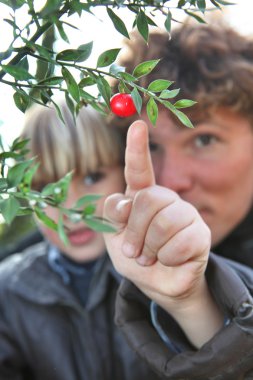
xmin=134 ymin=187 xmax=155 ymax=210
xmin=142 ymin=240 xmax=157 ymax=259
xmin=152 ymin=213 xmax=169 ymax=237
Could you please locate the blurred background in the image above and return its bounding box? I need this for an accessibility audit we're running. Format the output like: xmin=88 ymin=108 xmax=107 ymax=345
xmin=0 ymin=0 xmax=252 ymax=258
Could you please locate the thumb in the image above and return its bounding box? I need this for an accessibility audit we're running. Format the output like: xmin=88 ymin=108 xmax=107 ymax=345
xmin=125 ymin=120 xmax=155 ymax=197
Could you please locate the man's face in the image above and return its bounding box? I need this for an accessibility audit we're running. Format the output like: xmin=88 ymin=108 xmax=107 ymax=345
xmin=143 ymin=107 xmax=253 ymax=247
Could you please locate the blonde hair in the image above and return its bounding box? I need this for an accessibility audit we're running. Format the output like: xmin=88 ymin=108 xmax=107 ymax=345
xmin=21 ymin=102 xmax=126 ymax=190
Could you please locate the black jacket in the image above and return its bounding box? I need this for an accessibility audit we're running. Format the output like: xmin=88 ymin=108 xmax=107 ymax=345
xmin=114 ymin=209 xmax=253 ymax=380
xmin=0 ymin=242 xmax=160 ymax=380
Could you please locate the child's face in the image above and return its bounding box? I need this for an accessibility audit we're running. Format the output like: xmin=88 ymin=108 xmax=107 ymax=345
xmin=38 ymin=165 xmax=125 ymax=262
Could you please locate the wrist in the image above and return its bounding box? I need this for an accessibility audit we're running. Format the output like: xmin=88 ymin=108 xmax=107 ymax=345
xmin=155 ymin=277 xmax=224 ymax=348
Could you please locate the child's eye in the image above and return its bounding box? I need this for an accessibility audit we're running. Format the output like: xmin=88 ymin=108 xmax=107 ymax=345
xmin=194 ymin=134 xmax=217 ymax=148
xmin=83 ymin=171 xmax=105 ymax=186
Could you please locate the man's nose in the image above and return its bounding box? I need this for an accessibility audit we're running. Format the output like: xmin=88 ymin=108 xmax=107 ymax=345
xmin=156 ymin=153 xmax=193 ymax=195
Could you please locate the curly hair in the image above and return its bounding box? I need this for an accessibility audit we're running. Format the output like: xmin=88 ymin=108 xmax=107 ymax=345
xmin=117 ymin=20 xmax=253 ymax=122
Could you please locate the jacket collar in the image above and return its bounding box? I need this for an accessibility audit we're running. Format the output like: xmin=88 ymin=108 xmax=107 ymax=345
xmin=7 ymin=241 xmax=121 ymax=310
xmin=214 ymin=207 xmax=253 ymax=268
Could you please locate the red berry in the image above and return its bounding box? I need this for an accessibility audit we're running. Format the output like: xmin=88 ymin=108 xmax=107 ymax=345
xmin=110 ymin=93 xmax=137 ymax=118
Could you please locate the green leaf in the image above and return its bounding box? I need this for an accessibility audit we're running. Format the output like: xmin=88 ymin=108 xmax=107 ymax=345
xmin=0 ymin=178 xmax=8 ymax=191
xmin=146 ymin=97 xmax=158 ymax=126
xmin=162 ymin=100 xmax=175 ymax=111
xmin=136 ymin=10 xmax=149 ymax=43
xmin=0 ymin=152 xmax=22 ymax=160
xmin=107 ymin=8 xmax=129 ymax=39
xmin=0 ymin=0 xmax=25 ymax=10
xmin=163 ymin=99 xmax=194 ymax=128
xmin=56 ymin=42 xmax=93 ymax=63
xmin=76 ymin=42 xmax=93 ymax=62
xmin=133 ymin=59 xmax=160 ymax=78
xmin=21 ymin=162 xmax=40 ymax=192
xmin=97 ymin=77 xmax=112 ymax=107
xmin=174 ymin=99 xmax=197 ymax=108
xmin=178 ymin=0 xmax=186 ymax=7
xmin=109 ymin=64 xmax=125 ymax=76
xmin=33 ymin=44 xmax=54 ymax=61
xmin=13 ymin=91 xmax=29 ymax=113
xmin=49 ymin=98 xmax=65 ymax=124
xmin=184 ymin=10 xmax=206 ymax=23
xmin=0 ymin=48 xmax=12 ymax=61
xmin=209 ymin=0 xmax=221 ymax=8
xmin=118 ymin=81 xmax=130 ymax=94
xmin=97 ymin=48 xmax=121 ymax=68
xmin=1 ymin=196 xmax=20 ymax=224
xmin=41 ymin=183 xmax=57 ymax=196
xmin=35 ymin=208 xmax=58 ymax=231
xmin=38 ymin=76 xmax=64 ymax=86
xmin=79 ymin=77 xmax=96 ymax=88
xmin=42 ymin=172 xmax=72 ymax=203
xmin=18 ymin=56 xmax=29 ymax=71
xmin=119 ymin=72 xmax=137 ymax=82
xmin=173 ymin=109 xmax=194 ymax=128
xmin=55 ymin=20 xmax=70 ymax=43
xmin=197 ymin=0 xmax=206 ymax=12
xmin=131 ymin=87 xmax=142 ymax=115
xmin=2 ymin=65 xmax=34 ymax=81
xmin=0 ymin=135 xmax=4 ymax=151
xmin=89 ymin=102 xmax=108 ymax=116
xmin=84 ymin=217 xmax=116 ymax=233
xmin=145 ymin=15 xmax=157 ymax=27
xmin=83 ymin=203 xmax=96 ymax=216
xmin=57 ymin=49 xmax=83 ymax=62
xmin=7 ymin=160 xmax=32 ymax=188
xmin=62 ymin=67 xmax=80 ymax=103
xmin=11 ymin=137 xmax=29 ymax=151
xmin=40 ymin=0 xmax=63 ymax=17
xmin=160 ymin=88 xmax=180 ymax=99
xmin=74 ymin=194 xmax=102 ymax=209
xmin=148 ymin=79 xmax=172 ymax=92
xmin=16 ymin=207 xmax=33 ymax=216
xmin=57 ymin=213 xmax=69 ymax=245
xmin=164 ymin=11 xmax=172 ymax=32
xmin=79 ymin=89 xmax=96 ymax=102
xmin=65 ymin=92 xmax=76 ymax=121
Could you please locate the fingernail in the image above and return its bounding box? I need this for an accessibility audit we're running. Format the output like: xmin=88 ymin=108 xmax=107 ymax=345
xmin=116 ymin=198 xmax=132 ymax=211
xmin=122 ymin=242 xmax=136 ymax=258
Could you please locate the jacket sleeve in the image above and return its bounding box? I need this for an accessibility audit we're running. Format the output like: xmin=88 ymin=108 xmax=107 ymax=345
xmin=114 ymin=253 xmax=253 ymax=380
xmin=0 ymin=315 xmax=28 ymax=380
xmin=0 ymin=263 xmax=28 ymax=380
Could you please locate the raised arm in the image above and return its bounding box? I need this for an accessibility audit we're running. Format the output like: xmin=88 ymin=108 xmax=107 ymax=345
xmin=103 ymin=120 xmax=223 ymax=348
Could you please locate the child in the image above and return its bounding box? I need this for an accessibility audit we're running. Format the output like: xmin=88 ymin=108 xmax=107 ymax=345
xmin=0 ymin=101 xmax=160 ymax=380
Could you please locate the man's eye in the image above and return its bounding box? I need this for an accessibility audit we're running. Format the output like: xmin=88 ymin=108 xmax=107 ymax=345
xmin=83 ymin=172 xmax=105 ymax=186
xmin=149 ymin=141 xmax=160 ymax=152
xmin=194 ymin=134 xmax=217 ymax=148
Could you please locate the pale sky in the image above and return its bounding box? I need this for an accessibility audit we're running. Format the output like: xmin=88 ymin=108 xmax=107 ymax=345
xmin=0 ymin=0 xmax=252 ymax=146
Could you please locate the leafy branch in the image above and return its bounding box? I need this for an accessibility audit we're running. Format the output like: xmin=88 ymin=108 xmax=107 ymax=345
xmin=0 ymin=0 xmax=233 ymax=239
xmin=0 ymin=0 xmax=229 ymax=119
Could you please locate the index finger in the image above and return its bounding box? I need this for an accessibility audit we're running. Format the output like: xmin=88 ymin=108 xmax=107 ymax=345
xmin=125 ymin=120 xmax=155 ymax=198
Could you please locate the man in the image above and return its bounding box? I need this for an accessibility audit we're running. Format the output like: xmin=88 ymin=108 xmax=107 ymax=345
xmin=103 ymin=20 xmax=253 ymax=379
